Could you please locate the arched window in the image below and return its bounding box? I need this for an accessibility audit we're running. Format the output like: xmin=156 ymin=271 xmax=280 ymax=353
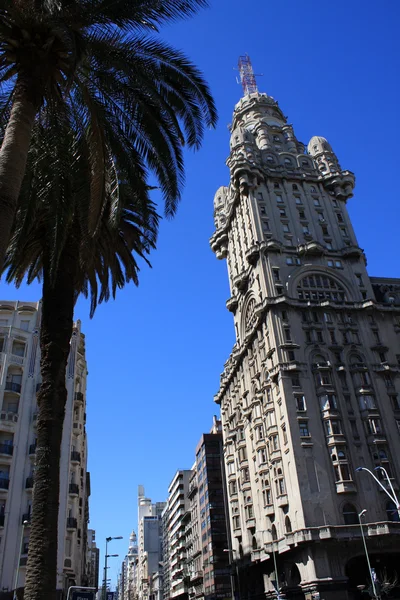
xmin=386 ymin=501 xmax=400 ymax=522
xmin=238 ymin=543 xmax=244 ymax=559
xmin=271 ymin=524 xmax=278 ymax=540
xmin=285 ymin=516 xmax=292 ymax=533
xmin=252 ymin=535 xmax=258 ymax=550
xmin=343 ymin=503 xmax=358 ymax=525
xmin=297 ymin=274 xmax=347 ymax=303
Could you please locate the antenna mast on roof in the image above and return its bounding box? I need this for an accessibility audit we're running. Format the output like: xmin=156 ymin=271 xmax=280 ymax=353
xmin=238 ymin=54 xmax=262 ymax=96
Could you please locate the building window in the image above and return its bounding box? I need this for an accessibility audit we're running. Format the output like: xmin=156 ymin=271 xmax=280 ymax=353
xmin=297 ymin=274 xmax=346 ymax=303
xmin=390 ymin=395 xmax=400 ymax=411
xmin=386 ymin=501 xmax=400 ymax=522
xmin=282 ymin=425 xmax=288 ymax=445
xmin=313 ymin=198 xmax=321 ymax=206
xmin=319 ymin=394 xmax=337 ymax=411
xmin=355 ymin=274 xmax=364 ymax=287
xmin=255 ymin=425 xmax=265 ymax=440
xmin=350 ymin=420 xmax=359 ymax=439
xmin=20 ymin=320 xmax=29 ymax=331
xmin=340 ymin=227 xmax=348 ymax=237
xmin=291 ymin=376 xmax=301 ymax=388
xmin=295 ymin=197 xmax=302 ymax=205
xmin=257 ymin=448 xmax=268 ymax=465
xmin=260 ymin=205 xmax=266 ymax=215
xmin=272 ymin=268 xmax=280 ymax=281
xmin=242 ymin=468 xmax=250 ymax=483
xmin=262 ymin=219 xmax=270 ymax=232
xmin=276 ymin=477 xmax=286 ymax=496
xmin=233 ymin=515 xmax=240 ymax=529
xmin=295 ymin=395 xmax=306 ymax=411
xmin=227 ymin=462 xmax=235 ymax=475
xmin=321 ymin=225 xmax=329 ymax=235
xmin=303 ymin=225 xmax=310 ymax=234
xmin=238 ymin=447 xmax=247 ymax=462
xmin=283 ymin=224 xmax=290 ymax=233
xmin=276 ymin=195 xmax=283 ymax=203
xmin=288 ymin=350 xmax=295 ymax=362
xmin=271 ymin=434 xmax=279 ymax=451
xmin=299 ymin=421 xmax=310 ymax=437
xmin=262 ymin=488 xmax=272 ymax=506
xmin=284 ymin=328 xmax=292 ymax=342
xmin=366 ymin=418 xmax=383 ymax=435
xmin=336 ymin=213 xmax=344 ymax=223
xmin=315 ymin=372 xmax=331 ymax=387
xmin=279 ymin=208 xmax=287 ymax=217
xmin=229 ymin=480 xmax=237 ymax=495
xmin=343 ymin=503 xmax=358 ymax=525
xmin=298 ymin=210 xmax=306 ymax=219
xmin=358 ymin=395 xmax=376 ymax=410
xmin=325 ymin=420 xmax=342 ymax=436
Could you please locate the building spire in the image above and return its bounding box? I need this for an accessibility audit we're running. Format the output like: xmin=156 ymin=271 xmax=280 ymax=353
xmin=238 ymin=54 xmax=259 ymax=96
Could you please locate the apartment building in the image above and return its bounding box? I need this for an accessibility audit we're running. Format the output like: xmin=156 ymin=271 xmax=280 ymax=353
xmin=0 ymin=300 xmax=90 ymax=596
xmin=137 ymin=486 xmax=166 ymax=600
xmin=86 ymin=529 xmax=100 ymax=590
xmin=210 ymin=57 xmax=400 ymax=600
xmin=167 ymin=471 xmax=192 ymax=600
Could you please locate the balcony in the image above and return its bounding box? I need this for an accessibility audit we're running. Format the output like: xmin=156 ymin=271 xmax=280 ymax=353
xmin=0 ymin=443 xmax=13 ymax=456
xmin=29 ymin=443 xmax=36 ymax=456
xmin=5 ymin=381 xmax=21 ymax=393
xmin=74 ymin=391 xmax=84 ymax=404
xmin=0 ymin=411 xmax=18 ymax=424
xmin=0 ymin=478 xmax=9 ymax=490
xmin=66 ymin=517 xmax=78 ymax=530
xmin=9 ymin=353 xmax=24 ymax=367
xmin=190 ymin=571 xmax=203 ymax=584
xmin=26 ymin=477 xmax=34 ymax=489
xmin=70 ymin=451 xmax=81 ymax=464
xmin=69 ymin=483 xmax=79 ymax=496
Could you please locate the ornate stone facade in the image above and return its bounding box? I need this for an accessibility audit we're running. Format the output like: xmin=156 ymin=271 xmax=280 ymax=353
xmin=210 ymin=90 xmax=400 ymax=600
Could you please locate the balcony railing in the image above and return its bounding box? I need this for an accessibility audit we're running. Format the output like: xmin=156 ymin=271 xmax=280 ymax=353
xmin=0 ymin=411 xmax=18 ymax=423
xmin=5 ymin=381 xmax=21 ymax=393
xmin=0 ymin=443 xmax=13 ymax=456
xmin=0 ymin=478 xmax=10 ymax=490
xmin=29 ymin=444 xmax=36 ymax=455
xmin=25 ymin=477 xmax=34 ymax=489
xmin=9 ymin=353 xmax=24 ymax=366
xmin=69 ymin=483 xmax=79 ymax=495
xmin=70 ymin=451 xmax=81 ymax=463
xmin=66 ymin=517 xmax=78 ymax=529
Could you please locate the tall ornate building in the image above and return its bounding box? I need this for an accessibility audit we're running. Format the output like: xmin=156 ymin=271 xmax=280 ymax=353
xmin=0 ymin=300 xmax=90 ymax=596
xmin=210 ymin=60 xmax=400 ymax=600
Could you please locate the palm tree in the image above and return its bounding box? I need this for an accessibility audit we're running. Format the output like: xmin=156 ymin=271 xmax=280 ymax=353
xmin=0 ymin=0 xmax=216 ymax=268
xmin=5 ymin=121 xmax=160 ymax=599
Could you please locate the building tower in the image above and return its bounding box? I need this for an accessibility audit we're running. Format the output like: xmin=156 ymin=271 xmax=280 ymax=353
xmin=0 ymin=300 xmax=90 ymax=595
xmin=126 ymin=530 xmax=139 ymax=600
xmin=210 ymin=58 xmax=400 ymax=600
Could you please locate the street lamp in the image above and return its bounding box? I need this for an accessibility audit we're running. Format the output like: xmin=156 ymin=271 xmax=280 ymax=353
xmin=103 ymin=536 xmax=122 ymax=600
xmin=223 ymin=548 xmax=241 ymax=600
xmin=358 ymin=510 xmax=377 ymax=600
xmin=13 ymin=520 xmax=29 ymax=600
xmin=356 ymin=466 xmax=400 ymax=519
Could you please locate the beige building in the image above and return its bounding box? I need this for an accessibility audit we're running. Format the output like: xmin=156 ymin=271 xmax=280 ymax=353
xmin=210 ymin=78 xmax=400 ymax=599
xmin=0 ymin=300 xmax=90 ymax=596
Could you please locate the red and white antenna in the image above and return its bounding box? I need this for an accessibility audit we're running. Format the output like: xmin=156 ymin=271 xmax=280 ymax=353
xmin=237 ymin=54 xmax=263 ymax=95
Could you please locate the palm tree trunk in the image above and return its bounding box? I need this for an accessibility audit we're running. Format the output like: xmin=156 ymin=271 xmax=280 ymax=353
xmin=0 ymin=79 xmax=38 ymax=270
xmin=23 ymin=243 xmax=77 ymax=600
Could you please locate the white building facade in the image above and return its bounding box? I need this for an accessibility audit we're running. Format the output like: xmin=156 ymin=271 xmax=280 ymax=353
xmin=0 ymin=300 xmax=90 ymax=595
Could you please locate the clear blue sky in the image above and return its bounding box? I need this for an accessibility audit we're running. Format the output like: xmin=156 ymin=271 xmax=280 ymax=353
xmin=1 ymin=0 xmax=400 ymax=588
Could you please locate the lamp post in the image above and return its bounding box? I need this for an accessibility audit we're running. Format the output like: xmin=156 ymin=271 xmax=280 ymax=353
xmin=358 ymin=510 xmax=377 ymax=600
xmin=262 ymin=529 xmax=281 ymax=600
xmin=223 ymin=548 xmax=241 ymax=600
xmin=356 ymin=466 xmax=400 ymax=519
xmin=103 ymin=536 xmax=122 ymax=600
xmin=13 ymin=520 xmax=28 ymax=600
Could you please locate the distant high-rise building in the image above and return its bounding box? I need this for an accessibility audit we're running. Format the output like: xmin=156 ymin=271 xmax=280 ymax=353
xmin=166 ymin=471 xmax=192 ymax=600
xmin=86 ymin=529 xmax=100 ymax=590
xmin=185 ymin=418 xmax=232 ymax=600
xmin=137 ymin=486 xmax=166 ymax=600
xmin=210 ymin=69 xmax=400 ymax=600
xmin=0 ymin=300 xmax=90 ymax=596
